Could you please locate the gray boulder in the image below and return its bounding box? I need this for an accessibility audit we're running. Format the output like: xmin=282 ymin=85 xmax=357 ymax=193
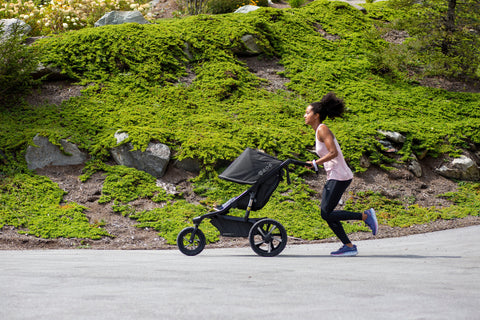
xmin=378 ymin=130 xmax=406 ymax=144
xmin=231 ymin=34 xmax=263 ymax=56
xmin=111 ymin=132 xmax=171 ymax=178
xmin=183 ymin=42 xmax=194 ymax=60
xmin=25 ymin=134 xmax=88 ymax=170
xmin=234 ymin=5 xmax=260 ymax=13
xmin=378 ymin=139 xmax=397 ymax=153
xmin=31 ymin=62 xmax=69 ymax=80
xmin=359 ymin=154 xmax=371 ymax=168
xmin=408 ymin=154 xmax=422 ymax=178
xmin=436 ymin=155 xmax=480 ymax=181
xmin=94 ymin=11 xmax=149 ymax=27
xmin=240 ymin=34 xmax=262 ymax=55
xmin=350 ymin=4 xmax=366 ymax=13
xmin=0 ymin=19 xmax=31 ymax=40
xmin=173 ymin=157 xmax=201 ymax=173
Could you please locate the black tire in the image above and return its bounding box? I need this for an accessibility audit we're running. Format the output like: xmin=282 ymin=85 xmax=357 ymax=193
xmin=177 ymin=227 xmax=206 ymax=256
xmin=249 ymin=219 xmax=287 ymax=257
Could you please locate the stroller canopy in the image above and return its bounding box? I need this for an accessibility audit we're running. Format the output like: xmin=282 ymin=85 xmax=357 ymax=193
xmin=219 ymin=148 xmax=284 ymax=184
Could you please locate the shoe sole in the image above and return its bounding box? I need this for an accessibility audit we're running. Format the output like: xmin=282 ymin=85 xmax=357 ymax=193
xmin=331 ymin=251 xmax=358 ymax=257
xmin=367 ymin=208 xmax=378 ymax=236
xmin=370 ymin=209 xmax=378 ymax=236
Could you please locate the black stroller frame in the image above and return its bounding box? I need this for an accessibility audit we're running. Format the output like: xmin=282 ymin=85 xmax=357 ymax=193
xmin=177 ymin=148 xmax=313 ymax=257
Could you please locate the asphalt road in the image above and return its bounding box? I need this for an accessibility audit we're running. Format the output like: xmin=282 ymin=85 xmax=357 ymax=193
xmin=1 ymin=225 xmax=479 ymax=320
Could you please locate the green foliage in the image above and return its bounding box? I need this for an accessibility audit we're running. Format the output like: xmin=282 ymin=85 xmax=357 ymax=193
xmin=365 ymin=0 xmax=480 ymax=80
xmin=206 ymin=0 xmax=268 ymax=14
xmin=344 ymin=183 xmax=480 ymax=228
xmin=0 ymin=22 xmax=39 ymax=104
xmin=288 ymin=0 xmax=306 ymax=9
xmin=132 ymin=200 xmax=215 ymax=244
xmin=0 ymin=173 xmax=111 ymax=238
xmin=33 ymin=23 xmax=187 ymax=83
xmin=1 ymin=1 xmax=479 ymax=243
xmin=89 ymin=164 xmax=174 ymax=220
xmin=439 ymin=182 xmax=480 ymax=217
xmin=98 ymin=165 xmax=172 ymax=204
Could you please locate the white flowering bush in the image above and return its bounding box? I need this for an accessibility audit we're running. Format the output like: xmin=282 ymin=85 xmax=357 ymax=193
xmin=0 ymin=0 xmax=151 ymax=36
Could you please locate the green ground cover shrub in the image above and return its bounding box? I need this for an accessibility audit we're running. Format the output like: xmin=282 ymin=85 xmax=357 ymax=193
xmin=98 ymin=165 xmax=172 ymax=204
xmin=132 ymin=200 xmax=214 ymax=244
xmin=344 ymin=182 xmax=480 ymax=228
xmin=206 ymin=0 xmax=269 ymax=14
xmin=1 ymin=1 xmax=479 ymax=243
xmin=0 ymin=174 xmax=111 ymax=238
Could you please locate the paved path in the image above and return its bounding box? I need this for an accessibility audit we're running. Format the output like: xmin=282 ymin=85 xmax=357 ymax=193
xmin=1 ymin=225 xmax=479 ymax=320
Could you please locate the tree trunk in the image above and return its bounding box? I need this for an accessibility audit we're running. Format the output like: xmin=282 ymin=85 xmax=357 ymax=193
xmin=441 ymin=0 xmax=457 ymax=54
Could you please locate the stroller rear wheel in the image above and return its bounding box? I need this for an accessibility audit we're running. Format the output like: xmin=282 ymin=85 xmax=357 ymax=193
xmin=249 ymin=219 xmax=287 ymax=257
xmin=177 ymin=227 xmax=206 ymax=256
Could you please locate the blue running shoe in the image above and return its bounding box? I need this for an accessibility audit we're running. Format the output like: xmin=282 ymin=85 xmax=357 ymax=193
xmin=364 ymin=208 xmax=378 ymax=235
xmin=331 ymin=245 xmax=358 ymax=257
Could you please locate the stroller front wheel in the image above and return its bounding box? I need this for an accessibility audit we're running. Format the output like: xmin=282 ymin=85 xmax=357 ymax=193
xmin=249 ymin=219 xmax=287 ymax=257
xmin=177 ymin=227 xmax=206 ymax=256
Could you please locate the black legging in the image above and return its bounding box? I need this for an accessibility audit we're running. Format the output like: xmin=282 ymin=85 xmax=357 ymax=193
xmin=321 ymin=179 xmax=362 ymax=245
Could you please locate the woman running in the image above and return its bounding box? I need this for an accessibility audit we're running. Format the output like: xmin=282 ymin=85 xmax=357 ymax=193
xmin=304 ymin=92 xmax=378 ymax=256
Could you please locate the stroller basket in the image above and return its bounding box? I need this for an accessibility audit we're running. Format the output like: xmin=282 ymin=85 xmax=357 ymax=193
xmin=210 ymin=215 xmax=261 ymax=237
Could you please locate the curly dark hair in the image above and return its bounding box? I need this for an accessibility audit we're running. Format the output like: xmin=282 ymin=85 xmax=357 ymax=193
xmin=309 ymin=92 xmax=345 ymax=122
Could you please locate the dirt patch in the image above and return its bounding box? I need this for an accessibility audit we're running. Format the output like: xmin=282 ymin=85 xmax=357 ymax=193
xmin=419 ymin=77 xmax=480 ymax=93
xmin=150 ymin=0 xmax=182 ymax=19
xmin=24 ymin=80 xmax=85 ymax=107
xmin=381 ymin=29 xmax=409 ymax=45
xmin=239 ymin=56 xmax=288 ymax=92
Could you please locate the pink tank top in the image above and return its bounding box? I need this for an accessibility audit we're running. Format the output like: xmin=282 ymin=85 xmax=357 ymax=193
xmin=315 ymin=124 xmax=353 ymax=181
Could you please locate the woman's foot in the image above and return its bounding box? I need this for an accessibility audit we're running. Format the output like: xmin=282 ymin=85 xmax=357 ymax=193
xmin=364 ymin=208 xmax=378 ymax=235
xmin=331 ymin=244 xmax=358 ymax=256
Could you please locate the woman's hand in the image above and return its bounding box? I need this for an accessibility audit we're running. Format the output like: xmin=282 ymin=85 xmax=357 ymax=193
xmin=306 ymin=160 xmax=314 ymax=170
xmin=306 ymin=160 xmax=319 ymax=172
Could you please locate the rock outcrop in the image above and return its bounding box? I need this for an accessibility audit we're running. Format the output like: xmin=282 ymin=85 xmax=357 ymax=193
xmin=436 ymin=155 xmax=480 ymax=181
xmin=94 ymin=11 xmax=149 ymax=27
xmin=110 ymin=132 xmax=171 ymax=178
xmin=0 ymin=18 xmax=31 ymax=40
xmin=25 ymin=134 xmax=88 ymax=170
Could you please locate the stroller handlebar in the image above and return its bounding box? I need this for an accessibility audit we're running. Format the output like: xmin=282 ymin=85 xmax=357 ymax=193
xmin=288 ymin=159 xmax=308 ymax=166
xmin=283 ymin=159 xmax=319 ymax=174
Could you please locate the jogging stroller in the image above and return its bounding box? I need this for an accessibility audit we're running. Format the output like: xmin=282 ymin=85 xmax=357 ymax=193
xmin=177 ymin=148 xmax=315 ymax=257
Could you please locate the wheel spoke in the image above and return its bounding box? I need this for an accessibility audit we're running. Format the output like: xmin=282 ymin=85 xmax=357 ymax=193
xmin=256 ymin=226 xmax=266 ymax=237
xmin=254 ymin=240 xmax=266 ymax=247
xmin=271 ymin=236 xmax=283 ymax=243
xmin=265 ymin=225 xmax=277 ymax=238
xmin=268 ymin=242 xmax=274 ymax=253
xmin=184 ymin=234 xmax=199 ymax=249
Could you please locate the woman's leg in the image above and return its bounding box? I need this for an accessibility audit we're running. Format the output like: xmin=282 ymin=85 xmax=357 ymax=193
xmin=321 ymin=179 xmax=362 ymax=245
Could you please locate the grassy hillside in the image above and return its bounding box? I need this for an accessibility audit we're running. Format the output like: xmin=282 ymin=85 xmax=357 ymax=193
xmin=1 ymin=0 xmax=479 ymax=244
